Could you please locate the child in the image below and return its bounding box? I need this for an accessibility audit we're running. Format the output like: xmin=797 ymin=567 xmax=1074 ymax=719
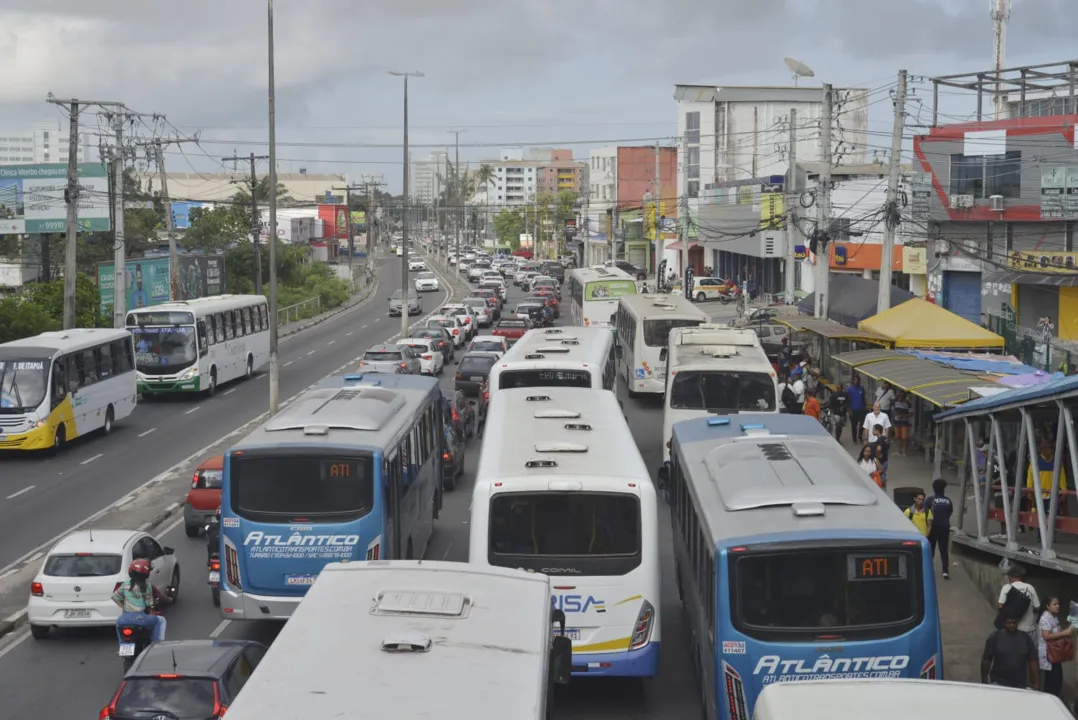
xmin=872 ymin=423 xmax=890 ymax=488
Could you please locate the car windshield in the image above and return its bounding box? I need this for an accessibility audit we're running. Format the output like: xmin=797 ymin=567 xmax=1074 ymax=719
xmin=417 ymin=272 xmax=435 ymax=280
xmin=364 ymin=350 xmax=403 ymax=361
xmin=131 ymin=326 xmax=198 ymax=372
xmin=459 ymin=355 xmax=497 ymax=373
xmin=44 ymin=553 xmax=123 ymax=577
xmin=405 ymin=343 xmax=430 ymax=353
xmin=197 ymin=469 xmax=223 ymax=489
xmin=428 ymin=319 xmax=454 ymax=329
xmin=669 ymin=371 xmax=776 ymax=412
xmin=463 ymin=299 xmax=486 ymax=310
xmin=390 ymin=290 xmax=417 ymax=300
xmin=0 ymin=356 xmax=49 ymax=412
xmin=114 ymin=678 xmax=217 ymax=718
xmin=230 ymin=454 xmax=374 ymax=522
xmin=470 ymin=340 xmax=504 ymax=353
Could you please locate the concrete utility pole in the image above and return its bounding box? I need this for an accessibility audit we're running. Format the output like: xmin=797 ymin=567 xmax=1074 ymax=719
xmin=877 ymin=69 xmax=908 ymax=315
xmin=390 ymin=70 xmax=424 ymax=340
xmin=222 ymin=152 xmax=270 ymax=295
xmin=111 ymin=116 xmax=127 ymax=328
xmin=332 ymin=183 xmax=362 ymax=288
xmin=784 ymin=108 xmax=798 ymax=304
xmin=267 ymin=0 xmax=280 ymax=415
xmin=654 ymin=142 xmax=662 ymax=279
xmin=814 ymin=84 xmax=834 ymax=321
xmin=679 ymin=140 xmax=689 ymax=285
xmin=448 ymin=130 xmax=465 ymax=271
xmin=582 ymin=188 xmax=590 ymax=267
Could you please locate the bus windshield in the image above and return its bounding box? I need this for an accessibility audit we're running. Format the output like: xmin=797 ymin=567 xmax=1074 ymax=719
xmin=498 ymin=369 xmax=592 ymax=389
xmin=230 ymin=454 xmax=374 ymax=523
xmin=131 ymin=325 xmax=198 ymax=372
xmin=488 ymin=492 xmax=640 ymax=576
xmin=732 ymin=544 xmax=923 ymax=641
xmin=669 ymin=371 xmax=775 ymax=412
xmin=643 ymin=319 xmax=704 ymax=347
xmin=0 ymin=358 xmax=48 ymax=412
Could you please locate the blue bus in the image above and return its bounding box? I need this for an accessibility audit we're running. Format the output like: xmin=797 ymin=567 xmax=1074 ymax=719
xmin=666 ymin=414 xmax=942 ymax=720
xmin=219 ymin=373 xmax=444 ymax=620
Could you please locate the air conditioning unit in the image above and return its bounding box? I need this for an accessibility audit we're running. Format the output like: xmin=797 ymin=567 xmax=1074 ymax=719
xmin=949 ymin=194 xmax=975 ymax=210
xmin=989 ymin=195 xmax=1005 ymax=212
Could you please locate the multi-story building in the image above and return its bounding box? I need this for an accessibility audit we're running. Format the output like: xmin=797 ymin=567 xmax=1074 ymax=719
xmin=481 ymin=148 xmax=583 ymax=208
xmin=0 ymin=120 xmax=92 ymax=165
xmin=917 ymin=60 xmax=1078 ymax=352
xmin=410 ymin=151 xmax=448 ymax=205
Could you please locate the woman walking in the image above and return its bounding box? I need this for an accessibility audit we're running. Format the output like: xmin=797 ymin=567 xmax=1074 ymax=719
xmin=1037 ymin=596 xmax=1073 ymax=698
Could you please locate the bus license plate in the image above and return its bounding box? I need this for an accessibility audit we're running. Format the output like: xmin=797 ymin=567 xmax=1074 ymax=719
xmin=118 ymin=643 xmax=137 ymax=657
xmin=208 ymin=571 xmax=220 ymax=583
xmin=556 ymin=628 xmax=581 ymax=641
xmin=64 ymin=609 xmax=91 ymax=619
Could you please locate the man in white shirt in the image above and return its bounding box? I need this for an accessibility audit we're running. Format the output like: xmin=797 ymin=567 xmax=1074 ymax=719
xmin=998 ymin=564 xmax=1040 ymax=638
xmin=862 ymin=401 xmax=891 ymax=438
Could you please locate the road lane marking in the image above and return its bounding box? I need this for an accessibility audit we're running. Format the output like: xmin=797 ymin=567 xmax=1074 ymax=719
xmin=345 ymin=332 xmax=353 ymax=337
xmin=253 ymin=373 xmax=265 ymax=380
xmin=307 ymin=350 xmax=316 ymax=356
xmin=5 ymin=486 xmax=34 ymax=500
xmin=80 ymin=454 xmax=103 ymax=466
xmin=361 ymin=324 xmax=368 ymax=329
xmin=210 ymin=619 xmax=232 ymax=638
xmin=327 ymin=340 xmax=336 ymax=346
xmin=137 ymin=428 xmax=156 ymax=438
xmin=283 ymin=360 xmax=293 ymax=367
xmin=441 ymin=541 xmax=453 ymax=561
xmin=223 ymin=388 xmax=237 ymax=396
xmin=185 ymin=406 xmax=200 ymax=415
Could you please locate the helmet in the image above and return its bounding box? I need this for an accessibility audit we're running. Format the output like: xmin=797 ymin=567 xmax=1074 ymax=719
xmin=128 ymin=559 xmax=151 ymax=579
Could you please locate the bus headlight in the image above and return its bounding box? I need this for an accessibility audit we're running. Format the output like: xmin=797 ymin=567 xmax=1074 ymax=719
xmin=178 ymin=367 xmax=199 ymax=381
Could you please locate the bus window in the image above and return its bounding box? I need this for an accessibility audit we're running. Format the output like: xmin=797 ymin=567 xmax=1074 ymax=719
xmin=223 ymin=313 xmax=234 ymax=341
xmin=213 ymin=313 xmax=225 ymax=343
xmin=50 ymin=358 xmax=67 ymax=407
xmin=643 ymin=319 xmax=703 ymax=347
xmin=197 ymin=320 xmax=211 ymax=352
xmin=234 ymin=309 xmax=245 ymax=337
xmin=243 ymin=307 xmax=253 ymax=334
xmin=230 ymin=455 xmax=374 ymax=523
xmin=96 ymin=345 xmax=113 ymax=379
xmin=80 ymin=350 xmax=98 ymax=385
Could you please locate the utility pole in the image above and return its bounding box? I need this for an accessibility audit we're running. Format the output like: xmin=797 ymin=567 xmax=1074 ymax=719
xmin=448 ymin=130 xmax=465 ymax=270
xmin=390 ymin=70 xmax=424 ymax=339
xmin=267 ymin=0 xmax=280 ymax=415
xmin=679 ymin=140 xmax=689 ymax=284
xmin=222 ymin=152 xmax=270 ymax=294
xmin=111 ymin=115 xmax=127 ymax=328
xmin=784 ymin=108 xmax=798 ymax=305
xmin=332 ymin=183 xmax=362 ymax=288
xmin=877 ymin=70 xmax=908 ymax=315
xmin=815 ymin=83 xmax=834 ymax=320
xmin=654 ymin=142 xmax=662 ymax=280
xmin=582 ymin=189 xmax=590 ymax=267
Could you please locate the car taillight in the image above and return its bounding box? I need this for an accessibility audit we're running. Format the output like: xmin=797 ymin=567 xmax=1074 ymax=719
xmin=452 ymin=329 xmax=459 ymax=335
xmin=452 ymin=408 xmax=459 ymax=422
xmin=30 ymin=582 xmax=43 ymax=597
xmin=400 ymin=363 xmax=408 ymax=368
xmin=100 ymin=684 xmax=124 ymax=720
xmin=484 ymin=390 xmax=490 ymax=400
xmin=113 ymin=581 xmax=123 ymax=593
xmin=442 ymin=451 xmax=451 ymax=461
xmin=455 ymin=373 xmax=463 ymax=380
xmin=210 ymin=560 xmax=221 ymax=571
xmin=121 ymin=627 xmax=134 ymax=638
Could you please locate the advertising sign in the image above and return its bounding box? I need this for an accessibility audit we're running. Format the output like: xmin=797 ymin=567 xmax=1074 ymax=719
xmin=317 ymin=204 xmax=349 ymax=239
xmin=1040 ymin=167 xmax=1067 ymax=219
xmin=350 ymin=211 xmax=366 ymax=226
xmin=0 ymin=163 xmax=112 ymax=235
xmin=584 ymin=278 xmax=637 ymax=301
xmin=1007 ymin=249 xmax=1078 ymax=273
xmin=97 ymin=255 xmax=225 ymax=315
xmin=170 ymin=201 xmax=207 ymax=230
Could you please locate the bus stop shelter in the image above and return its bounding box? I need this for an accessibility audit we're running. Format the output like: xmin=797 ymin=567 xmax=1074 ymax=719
xmin=774 ymin=317 xmax=890 ymax=389
xmin=858 ymin=298 xmax=1005 ymax=350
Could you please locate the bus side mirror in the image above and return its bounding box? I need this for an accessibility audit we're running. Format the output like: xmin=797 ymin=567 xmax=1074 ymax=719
xmin=659 ymin=348 xmax=668 ymax=362
xmin=657 ymin=463 xmax=669 ymax=489
xmin=550 ymin=608 xmax=572 ymax=685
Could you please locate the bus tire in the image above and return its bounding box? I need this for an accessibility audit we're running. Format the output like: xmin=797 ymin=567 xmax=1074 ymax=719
xmin=50 ymin=425 xmax=66 ymax=455
xmin=102 ymin=406 xmax=115 ymax=436
xmin=204 ymin=369 xmax=217 ymax=397
xmin=244 ymin=355 xmax=254 ymax=379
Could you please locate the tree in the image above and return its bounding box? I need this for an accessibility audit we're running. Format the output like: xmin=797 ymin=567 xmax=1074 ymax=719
xmin=475 ymin=164 xmax=496 ymax=190
xmin=182 ymin=205 xmax=250 ymax=253
xmin=492 ymin=209 xmax=524 ymax=249
xmin=232 ymin=177 xmax=292 ymax=207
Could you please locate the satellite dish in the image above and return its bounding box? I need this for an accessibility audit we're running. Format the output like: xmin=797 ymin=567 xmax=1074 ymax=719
xmin=784 ymin=58 xmax=815 ymax=86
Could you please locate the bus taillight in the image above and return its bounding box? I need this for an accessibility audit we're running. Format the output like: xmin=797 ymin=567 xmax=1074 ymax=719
xmin=224 ymin=542 xmax=241 ymax=590
xmin=630 ymin=600 xmax=655 ymax=649
xmin=920 ymin=655 xmax=938 ymax=679
xmin=366 ymin=536 xmax=382 ymax=561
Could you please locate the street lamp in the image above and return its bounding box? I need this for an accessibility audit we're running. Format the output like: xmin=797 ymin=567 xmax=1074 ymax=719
xmin=389 ymin=70 xmax=423 ymax=339
xmin=267 ymin=0 xmax=280 ymax=415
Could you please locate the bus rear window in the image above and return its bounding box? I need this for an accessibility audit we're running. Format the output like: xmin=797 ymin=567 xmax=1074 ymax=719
xmin=230 ymin=455 xmax=373 ymax=522
xmin=488 ymin=492 xmax=640 ymax=576
xmin=669 ymin=371 xmax=775 ymax=412
xmin=732 ymin=546 xmax=924 ymax=641
xmin=498 ymin=369 xmax=592 ymax=389
xmin=644 ymin=319 xmax=704 ymax=347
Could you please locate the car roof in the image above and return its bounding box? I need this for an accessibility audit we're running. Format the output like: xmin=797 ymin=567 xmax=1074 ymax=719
xmin=426 ymin=315 xmax=458 ymax=323
xmin=472 ymin=336 xmax=507 ymax=343
xmin=198 ymin=454 xmax=224 ymax=471
xmin=51 ymin=529 xmax=141 ymax=554
xmin=401 ymin=338 xmax=435 ymax=345
xmin=462 ymin=351 xmax=500 ymax=361
xmin=366 ymin=343 xmax=404 ymax=352
xmin=128 ymin=640 xmax=260 ymax=679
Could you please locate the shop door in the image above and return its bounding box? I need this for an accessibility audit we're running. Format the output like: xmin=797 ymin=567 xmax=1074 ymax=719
xmin=941 ymin=271 xmax=982 ymax=324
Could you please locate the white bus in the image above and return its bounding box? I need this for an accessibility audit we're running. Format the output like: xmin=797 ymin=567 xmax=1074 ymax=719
xmin=614 ymin=294 xmax=709 ymax=397
xmin=223 ymin=561 xmax=571 ymax=720
xmin=488 ymin=326 xmax=615 ymax=393
xmin=659 ymin=325 xmax=777 ymax=471
xmin=567 ymin=266 xmax=638 ymax=328
xmin=470 ymin=387 xmax=661 ymax=678
xmin=0 ymin=328 xmax=136 ymax=452
xmin=126 ymin=295 xmax=270 ymax=398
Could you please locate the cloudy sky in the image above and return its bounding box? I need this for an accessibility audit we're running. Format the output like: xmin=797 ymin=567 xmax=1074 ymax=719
xmin=2 ymin=0 xmax=1076 ymax=192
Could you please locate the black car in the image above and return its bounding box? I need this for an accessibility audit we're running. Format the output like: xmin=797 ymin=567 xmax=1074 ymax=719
xmin=411 ymin=326 xmax=454 ymax=363
xmin=445 ymin=390 xmax=477 ymax=438
xmin=101 ymin=639 xmax=267 ymax=720
xmin=441 ymin=424 xmax=466 ymax=490
xmin=455 ymin=352 xmax=498 ymax=397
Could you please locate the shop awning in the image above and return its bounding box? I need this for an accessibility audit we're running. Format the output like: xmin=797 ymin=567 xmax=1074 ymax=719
xmin=909 ymin=379 xmax=994 ymax=408
xmin=833 ymin=349 xmax=913 ymax=367
xmin=797 ymin=273 xmax=915 ymax=326
xmin=665 ymin=241 xmax=700 ymax=251
xmin=983 ymin=270 xmax=1078 ymax=287
xmin=858 ymin=298 xmax=1004 ymax=349
xmin=936 ymin=373 xmax=1078 ymax=421
xmin=855 ymin=358 xmax=971 ymax=389
xmin=775 ymin=317 xmax=890 ymax=343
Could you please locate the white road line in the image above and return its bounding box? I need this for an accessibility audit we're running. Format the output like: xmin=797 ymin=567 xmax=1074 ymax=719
xmin=0 ymin=568 xmax=18 ymax=580
xmin=374 ymin=317 xmax=382 ymax=322
xmin=209 ymin=619 xmax=232 ymax=638
xmin=80 ymin=454 xmax=103 ymax=466
xmin=137 ymin=428 xmax=156 ymax=438
xmin=283 ymin=360 xmax=293 ymax=367
xmin=307 ymin=350 xmax=316 ymax=356
xmin=253 ymin=373 xmax=266 ymax=380
xmin=345 ymin=332 xmax=353 ymax=337
xmin=156 ymin=515 xmax=184 ymax=537
xmin=361 ymin=324 xmax=369 ymax=329
xmin=185 ymin=406 xmax=200 ymax=415
xmin=327 ymin=340 xmax=336 ymax=346
xmin=223 ymin=388 xmax=236 ymax=396
xmin=5 ymin=486 xmax=34 ymax=500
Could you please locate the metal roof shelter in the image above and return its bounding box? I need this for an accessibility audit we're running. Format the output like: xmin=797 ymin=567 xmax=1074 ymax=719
xmin=929 ymin=58 xmax=1078 ymax=124
xmin=774 ymin=317 xmax=889 ymax=343
xmin=833 ymin=350 xmax=992 ymax=409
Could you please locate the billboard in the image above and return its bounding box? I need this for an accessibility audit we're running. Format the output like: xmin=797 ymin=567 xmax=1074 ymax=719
xmin=317 ymin=203 xmax=349 ymax=239
xmin=170 ymin=201 xmax=208 ymax=230
xmin=0 ymin=163 xmax=112 ymax=235
xmin=97 ymin=255 xmax=225 ymax=315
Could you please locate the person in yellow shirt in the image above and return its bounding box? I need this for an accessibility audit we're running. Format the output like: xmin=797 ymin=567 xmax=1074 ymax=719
xmin=1026 ymin=437 xmax=1069 ymax=517
xmin=905 ymin=491 xmax=932 ymax=536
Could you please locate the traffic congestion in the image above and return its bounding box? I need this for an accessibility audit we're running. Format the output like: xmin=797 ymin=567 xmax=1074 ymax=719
xmin=0 ymin=243 xmax=1058 ymax=719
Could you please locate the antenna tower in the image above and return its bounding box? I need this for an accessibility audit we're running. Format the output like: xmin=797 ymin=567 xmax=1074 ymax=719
xmin=991 ymin=0 xmax=1011 ymax=119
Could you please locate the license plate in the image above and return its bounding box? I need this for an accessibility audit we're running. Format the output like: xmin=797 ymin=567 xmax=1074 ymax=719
xmin=208 ymin=571 xmax=220 ymax=583
xmin=118 ymin=643 xmax=137 ymax=657
xmin=556 ymin=628 xmax=581 ymax=641
xmin=470 ymin=376 xmax=483 ymax=382
xmin=64 ymin=609 xmax=91 ymax=619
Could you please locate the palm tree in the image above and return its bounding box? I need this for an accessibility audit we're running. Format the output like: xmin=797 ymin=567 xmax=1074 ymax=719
xmin=475 ymin=164 xmax=496 ymax=193
xmin=232 ymin=176 xmax=292 ymax=206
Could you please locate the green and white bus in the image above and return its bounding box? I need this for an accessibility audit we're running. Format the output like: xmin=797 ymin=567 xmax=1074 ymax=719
xmin=566 ymin=266 xmax=638 ymax=329
xmin=126 ymin=295 xmax=270 ymax=398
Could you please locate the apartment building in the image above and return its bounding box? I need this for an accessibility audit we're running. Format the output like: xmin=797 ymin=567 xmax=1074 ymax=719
xmin=0 ymin=120 xmax=92 ymax=165
xmin=410 ymin=151 xmax=448 ymax=204
xmin=482 ymin=148 xmax=584 ymax=208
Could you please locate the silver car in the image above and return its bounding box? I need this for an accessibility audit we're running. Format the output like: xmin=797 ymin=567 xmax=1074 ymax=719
xmin=462 ymin=297 xmax=492 ymax=328
xmin=388 ymin=289 xmax=423 ymax=317
xmin=358 ymin=343 xmax=422 ymax=375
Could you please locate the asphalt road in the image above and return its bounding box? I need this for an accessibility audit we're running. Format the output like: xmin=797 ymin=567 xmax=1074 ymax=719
xmin=0 ymin=255 xmax=443 ymax=571
xmin=0 ymin=273 xmax=711 ymax=718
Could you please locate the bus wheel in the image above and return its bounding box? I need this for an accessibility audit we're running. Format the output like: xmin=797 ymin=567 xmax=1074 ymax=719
xmin=50 ymin=426 xmax=66 ymax=455
xmin=102 ymin=406 xmax=115 ymax=436
xmin=204 ymin=370 xmax=217 ymax=397
xmin=244 ymin=355 xmax=254 ymax=379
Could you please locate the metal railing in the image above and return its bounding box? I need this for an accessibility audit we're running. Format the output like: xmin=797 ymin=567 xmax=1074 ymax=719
xmin=278 ymin=297 xmax=322 ymax=325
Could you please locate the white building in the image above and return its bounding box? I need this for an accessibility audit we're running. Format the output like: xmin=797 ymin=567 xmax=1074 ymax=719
xmin=410 ymin=151 xmax=448 ymax=205
xmin=130 ymin=172 xmax=347 ymax=203
xmin=586 ymin=147 xmax=617 ymax=213
xmin=0 ymin=120 xmax=93 ymax=165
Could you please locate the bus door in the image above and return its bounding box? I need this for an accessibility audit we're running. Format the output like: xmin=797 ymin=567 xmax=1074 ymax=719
xmin=382 ymin=452 xmax=401 ymax=559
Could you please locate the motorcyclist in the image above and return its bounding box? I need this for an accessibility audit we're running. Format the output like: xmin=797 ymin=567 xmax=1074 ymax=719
xmin=540 ymin=304 xmax=554 ymax=327
xmin=206 ymin=506 xmax=221 ymax=563
xmin=112 ymin=559 xmax=173 ymax=644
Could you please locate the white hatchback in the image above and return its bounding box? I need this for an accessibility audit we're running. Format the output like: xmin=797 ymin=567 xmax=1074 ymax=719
xmin=400 ymin=338 xmax=444 ymax=376
xmin=27 ymin=529 xmax=180 ymax=639
xmin=408 ymin=257 xmax=427 ymax=271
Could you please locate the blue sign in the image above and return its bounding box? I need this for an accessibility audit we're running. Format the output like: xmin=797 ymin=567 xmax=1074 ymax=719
xmin=793 ymin=244 xmax=807 ymax=260
xmin=834 ymin=245 xmax=848 ymax=265
xmin=170 ymin=201 xmax=205 ymax=230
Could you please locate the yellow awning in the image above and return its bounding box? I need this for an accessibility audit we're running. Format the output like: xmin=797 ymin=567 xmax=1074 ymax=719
xmin=858 ymin=298 xmax=1004 ymax=349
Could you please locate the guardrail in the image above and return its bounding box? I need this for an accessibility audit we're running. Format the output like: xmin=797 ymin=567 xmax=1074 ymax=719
xmin=278 ymin=297 xmax=322 ymax=325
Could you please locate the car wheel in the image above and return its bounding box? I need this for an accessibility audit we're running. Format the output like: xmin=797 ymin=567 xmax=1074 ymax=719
xmin=696 ymin=292 xmax=706 ymax=302
xmin=29 ymin=624 xmax=49 ymax=640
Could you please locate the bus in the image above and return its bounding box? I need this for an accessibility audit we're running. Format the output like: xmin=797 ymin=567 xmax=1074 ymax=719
xmin=666 ymin=414 xmax=943 ymax=720
xmin=469 ymin=387 xmax=661 ymax=678
xmin=222 ymin=561 xmax=572 ymax=720
xmin=218 ymin=373 xmax=444 ymax=620
xmin=567 ymin=266 xmax=638 ymax=328
xmin=614 ymin=294 xmax=709 ymax=398
xmin=0 ymin=329 xmax=136 ymax=451
xmin=659 ymin=325 xmax=777 ymax=476
xmin=488 ymin=326 xmax=615 ymax=393
xmin=126 ymin=295 xmax=270 ymax=398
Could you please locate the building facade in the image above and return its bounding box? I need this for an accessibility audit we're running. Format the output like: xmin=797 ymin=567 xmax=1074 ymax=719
xmin=481 ymin=148 xmax=583 ymax=208
xmin=131 ymin=172 xmax=348 ymax=204
xmin=410 ymin=151 xmax=448 ymax=205
xmin=0 ymin=120 xmax=92 ymax=165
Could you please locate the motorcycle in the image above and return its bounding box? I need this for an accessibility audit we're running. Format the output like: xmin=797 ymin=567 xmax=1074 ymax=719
xmin=205 ymin=519 xmax=221 ymax=607
xmin=116 ymin=600 xmax=166 ymax=671
xmin=820 ymin=407 xmax=845 ymax=440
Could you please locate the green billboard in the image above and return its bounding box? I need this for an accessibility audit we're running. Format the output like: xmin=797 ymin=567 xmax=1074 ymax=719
xmin=97 ymin=255 xmax=225 ymax=315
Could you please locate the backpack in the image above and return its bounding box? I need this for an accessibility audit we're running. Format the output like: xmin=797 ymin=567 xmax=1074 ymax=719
xmin=781 ymin=384 xmax=797 ymax=409
xmin=994 ymin=585 xmax=1033 ymax=629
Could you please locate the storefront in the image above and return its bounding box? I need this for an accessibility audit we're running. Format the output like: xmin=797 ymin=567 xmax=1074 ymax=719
xmin=984 ymin=249 xmax=1078 ymax=342
xmin=827 ymin=242 xmax=926 ymax=297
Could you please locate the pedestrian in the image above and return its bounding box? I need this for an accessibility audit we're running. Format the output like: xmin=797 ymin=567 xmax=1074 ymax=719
xmin=848 ymin=374 xmax=867 ymax=443
xmin=873 ymin=426 xmax=890 ymax=488
xmin=779 ymin=375 xmax=801 ymax=414
xmin=981 ymin=615 xmax=1040 ymax=690
xmin=1027 ymin=436 xmax=1069 ymax=521
xmin=830 ymin=383 xmax=851 ymax=440
xmin=926 ymin=478 xmax=953 ymax=579
xmin=790 ymin=372 xmax=806 ymax=412
xmin=862 ymin=401 xmax=892 ymax=440
xmin=1037 ymin=596 xmax=1073 ymax=698
xmin=777 ymin=337 xmax=792 ymax=376
xmin=875 ymin=381 xmax=896 ymax=427
xmin=858 ymin=443 xmax=883 ymax=489
xmin=975 ymin=437 xmax=989 ymax=499
xmin=997 ymin=564 xmax=1040 ymax=641
xmin=892 ymin=390 xmax=911 ymax=455
xmin=904 ymin=491 xmax=932 ymax=536
xmin=803 ymin=388 xmax=821 ymax=421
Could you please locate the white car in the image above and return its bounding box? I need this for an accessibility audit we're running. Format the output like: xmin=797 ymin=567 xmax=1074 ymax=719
xmin=408 ymin=258 xmax=427 ymax=272
xmin=414 ymin=271 xmax=439 ymax=293
xmin=467 ymin=335 xmax=509 ymax=359
xmin=395 ymin=246 xmax=404 ymax=257
xmin=425 ymin=315 xmax=467 ymax=348
xmin=400 ymin=338 xmax=444 ymax=375
xmin=480 ymin=276 xmax=507 ymax=302
xmin=27 ymin=529 xmax=179 ymax=639
xmin=442 ymin=303 xmax=478 ymax=339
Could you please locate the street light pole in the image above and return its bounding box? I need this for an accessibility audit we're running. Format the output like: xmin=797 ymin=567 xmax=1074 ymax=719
xmin=267 ymin=0 xmax=280 ymax=415
xmin=390 ymin=70 xmax=423 ymax=339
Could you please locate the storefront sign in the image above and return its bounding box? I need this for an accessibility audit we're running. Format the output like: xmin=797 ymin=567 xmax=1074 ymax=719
xmin=902 ymin=246 xmax=927 ymax=274
xmin=1041 ymin=167 xmax=1067 ymax=219
xmin=1007 ymin=250 xmax=1078 ymax=273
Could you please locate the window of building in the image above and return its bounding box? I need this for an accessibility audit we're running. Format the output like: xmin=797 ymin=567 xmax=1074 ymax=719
xmin=688 ymin=180 xmax=699 ymax=198
xmin=685 ymin=112 xmax=701 ymax=145
xmin=687 ymin=147 xmax=700 ymax=180
xmin=949 ymin=151 xmax=1021 ymax=199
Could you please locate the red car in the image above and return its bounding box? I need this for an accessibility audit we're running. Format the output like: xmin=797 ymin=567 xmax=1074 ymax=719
xmin=184 ymin=455 xmax=223 ymax=537
xmin=493 ymin=318 xmax=532 ymax=345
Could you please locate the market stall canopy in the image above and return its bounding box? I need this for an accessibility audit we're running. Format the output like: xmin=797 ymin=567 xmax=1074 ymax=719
xmin=833 ymin=349 xmax=997 ymax=407
xmin=797 ymin=274 xmax=915 ymax=326
xmin=858 ymin=298 xmax=1004 ymax=349
xmin=774 ymin=317 xmax=890 ymax=343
